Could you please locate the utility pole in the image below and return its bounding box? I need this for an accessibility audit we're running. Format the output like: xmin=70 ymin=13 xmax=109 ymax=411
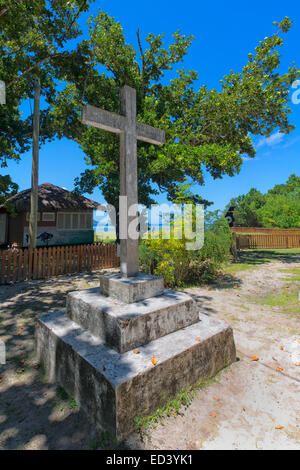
xmin=29 ymin=76 xmax=40 ymax=249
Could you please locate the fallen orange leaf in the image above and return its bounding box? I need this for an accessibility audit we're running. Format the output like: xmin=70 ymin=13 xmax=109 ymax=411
xmin=20 ymin=326 xmax=24 ymax=329
xmin=195 ymin=337 xmax=201 ymax=342
xmin=276 ymin=367 xmax=283 ymax=372
xmin=280 ymin=346 xmax=284 ymax=351
xmin=133 ymin=350 xmax=140 ymax=355
xmin=213 ymin=397 xmax=221 ymax=401
xmin=275 ymin=426 xmax=284 ymax=430
xmin=210 ymin=413 xmax=216 ymax=418
xmin=251 ymin=356 xmax=259 ymax=361
xmin=151 ymin=356 xmax=157 ymax=365
xmin=17 ymin=330 xmax=22 ymax=335
xmin=233 ymin=286 xmax=238 ymax=289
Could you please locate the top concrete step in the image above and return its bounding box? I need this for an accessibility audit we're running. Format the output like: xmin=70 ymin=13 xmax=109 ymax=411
xmin=66 ymin=287 xmax=198 ymax=353
xmin=99 ymin=272 xmax=164 ymax=303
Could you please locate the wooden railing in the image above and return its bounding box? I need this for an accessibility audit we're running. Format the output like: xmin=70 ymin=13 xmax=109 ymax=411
xmin=236 ymin=233 xmax=300 ymax=249
xmin=231 ymin=227 xmax=300 ymax=235
xmin=0 ymin=243 xmax=119 ymax=284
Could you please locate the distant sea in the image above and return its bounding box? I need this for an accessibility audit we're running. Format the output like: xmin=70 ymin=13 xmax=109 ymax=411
xmin=94 ymin=223 xmax=169 ymax=232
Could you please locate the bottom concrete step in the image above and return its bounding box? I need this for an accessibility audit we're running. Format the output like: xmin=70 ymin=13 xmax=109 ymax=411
xmin=35 ymin=311 xmax=236 ymax=441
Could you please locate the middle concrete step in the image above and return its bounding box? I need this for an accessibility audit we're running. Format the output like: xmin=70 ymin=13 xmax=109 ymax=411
xmin=66 ymin=287 xmax=198 ymax=353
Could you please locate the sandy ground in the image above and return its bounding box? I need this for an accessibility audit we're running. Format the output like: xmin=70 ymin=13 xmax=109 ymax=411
xmin=0 ymin=253 xmax=299 ymax=450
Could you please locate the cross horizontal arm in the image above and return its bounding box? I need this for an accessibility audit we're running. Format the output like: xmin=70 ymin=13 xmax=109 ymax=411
xmin=82 ymin=104 xmax=165 ymax=146
xmin=136 ymin=122 xmax=165 ymax=146
xmin=82 ymin=104 xmax=126 ymax=134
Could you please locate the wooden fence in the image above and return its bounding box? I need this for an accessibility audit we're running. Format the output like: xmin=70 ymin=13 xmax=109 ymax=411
xmin=231 ymin=227 xmax=300 ymax=235
xmin=0 ymin=243 xmax=119 ymax=284
xmin=236 ymin=233 xmax=300 ymax=249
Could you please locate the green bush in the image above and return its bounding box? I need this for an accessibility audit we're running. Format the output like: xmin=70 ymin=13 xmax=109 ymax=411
xmin=140 ymin=214 xmax=232 ymax=287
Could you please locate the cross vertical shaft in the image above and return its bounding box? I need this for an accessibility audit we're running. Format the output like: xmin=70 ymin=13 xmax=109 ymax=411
xmin=119 ymin=86 xmax=139 ymax=277
xmin=81 ymin=85 xmax=165 ymax=279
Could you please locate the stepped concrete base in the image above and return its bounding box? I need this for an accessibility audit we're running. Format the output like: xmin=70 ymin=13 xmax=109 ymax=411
xmin=99 ymin=273 xmax=164 ymax=303
xmin=35 ymin=311 xmax=236 ymax=441
xmin=66 ymin=288 xmax=198 ymax=353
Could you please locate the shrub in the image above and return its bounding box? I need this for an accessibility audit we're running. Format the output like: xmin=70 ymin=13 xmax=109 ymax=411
xmin=139 ymin=214 xmax=232 ymax=287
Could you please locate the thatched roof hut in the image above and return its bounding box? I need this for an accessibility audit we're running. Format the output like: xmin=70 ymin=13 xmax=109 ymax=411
xmin=0 ymin=183 xmax=100 ymax=247
xmin=2 ymin=182 xmax=99 ymax=212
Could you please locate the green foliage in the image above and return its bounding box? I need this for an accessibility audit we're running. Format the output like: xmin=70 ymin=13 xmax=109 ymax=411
xmin=56 ymin=386 xmax=68 ymax=400
xmin=257 ymin=193 xmax=300 ymax=228
xmin=0 ymin=0 xmax=94 ymax=166
xmin=226 ymin=174 xmax=300 ymax=228
xmin=69 ymin=397 xmax=78 ymax=409
xmin=88 ymin=431 xmax=120 ymax=451
xmin=227 ymin=188 xmax=266 ymax=227
xmin=171 ymin=179 xmax=212 ymax=208
xmin=48 ymin=11 xmax=299 ymax=214
xmin=134 ymin=366 xmax=229 ymax=433
xmin=140 ymin=215 xmax=232 ymax=287
xmin=0 ymin=174 xmax=18 ymax=204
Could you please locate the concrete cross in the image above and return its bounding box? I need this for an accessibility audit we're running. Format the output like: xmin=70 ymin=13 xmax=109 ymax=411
xmin=82 ymin=85 xmax=165 ymax=278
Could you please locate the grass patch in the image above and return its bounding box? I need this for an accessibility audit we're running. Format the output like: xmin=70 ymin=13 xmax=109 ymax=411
xmin=264 ymin=266 xmax=300 ymax=315
xmin=56 ymin=387 xmax=79 ymax=410
xmin=88 ymin=431 xmax=123 ymax=450
xmin=88 ymin=431 xmax=131 ymax=450
xmin=279 ymin=267 xmax=300 ymax=282
xmin=94 ymin=232 xmax=116 ymax=243
xmin=69 ymin=397 xmax=78 ymax=409
xmin=253 ymin=286 xmax=300 ymax=317
xmin=236 ymin=249 xmax=300 ymax=265
xmin=134 ymin=366 xmax=231 ymax=433
xmin=223 ymin=262 xmax=256 ymax=275
xmin=223 ymin=249 xmax=300 ymax=276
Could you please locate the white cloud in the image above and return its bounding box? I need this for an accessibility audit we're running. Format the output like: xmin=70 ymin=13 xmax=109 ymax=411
xmin=257 ymin=132 xmax=284 ymax=148
xmin=242 ymin=156 xmax=255 ymax=161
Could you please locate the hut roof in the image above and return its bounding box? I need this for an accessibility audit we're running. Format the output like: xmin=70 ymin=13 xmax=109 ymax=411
xmin=2 ymin=183 xmax=99 ymax=212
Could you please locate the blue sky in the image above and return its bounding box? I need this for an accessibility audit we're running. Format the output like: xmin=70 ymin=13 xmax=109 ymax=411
xmin=5 ymin=0 xmax=300 ymax=212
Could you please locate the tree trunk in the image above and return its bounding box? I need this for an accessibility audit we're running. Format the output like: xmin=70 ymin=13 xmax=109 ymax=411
xmin=29 ymin=76 xmax=40 ymax=249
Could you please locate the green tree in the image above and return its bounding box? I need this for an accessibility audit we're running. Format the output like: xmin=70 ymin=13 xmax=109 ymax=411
xmin=257 ymin=193 xmax=300 ymax=228
xmin=49 ymin=13 xmax=299 ymax=217
xmin=0 ymin=174 xmax=18 ymax=204
xmin=225 ymin=174 xmax=300 ymax=228
xmin=226 ymin=188 xmax=266 ymax=226
xmin=0 ymin=0 xmax=93 ymax=167
xmin=267 ymin=173 xmax=300 ymax=197
xmin=171 ymin=180 xmax=211 ymax=207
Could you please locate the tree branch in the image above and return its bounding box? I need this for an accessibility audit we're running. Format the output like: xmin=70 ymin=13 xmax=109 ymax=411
xmin=137 ymin=28 xmax=145 ymax=98
xmin=6 ymin=53 xmax=61 ymax=88
xmin=5 ymin=0 xmax=88 ymax=88
xmin=0 ymin=0 xmax=24 ymax=18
